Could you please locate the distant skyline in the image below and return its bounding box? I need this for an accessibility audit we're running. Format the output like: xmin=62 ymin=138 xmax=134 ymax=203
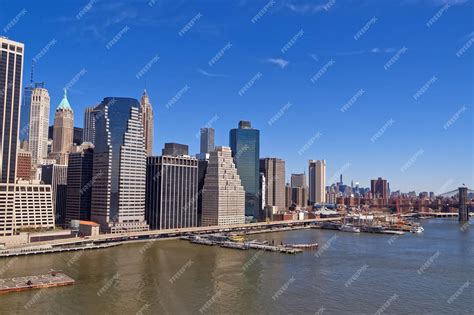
xmin=1 ymin=0 xmax=472 ymax=192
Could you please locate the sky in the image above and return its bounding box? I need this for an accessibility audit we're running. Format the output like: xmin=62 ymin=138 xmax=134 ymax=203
xmin=1 ymin=0 xmax=472 ymax=193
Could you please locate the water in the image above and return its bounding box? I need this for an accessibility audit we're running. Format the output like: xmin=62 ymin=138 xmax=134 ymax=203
xmin=0 ymin=219 xmax=473 ymax=314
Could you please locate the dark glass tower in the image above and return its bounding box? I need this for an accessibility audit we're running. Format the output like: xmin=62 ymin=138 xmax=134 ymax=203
xmin=20 ymin=84 xmax=32 ymax=142
xmin=0 ymin=37 xmax=23 ymax=184
xmin=229 ymin=121 xmax=260 ymax=218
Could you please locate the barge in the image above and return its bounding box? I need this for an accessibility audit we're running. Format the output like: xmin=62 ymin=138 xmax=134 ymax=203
xmin=0 ymin=272 xmax=74 ymax=294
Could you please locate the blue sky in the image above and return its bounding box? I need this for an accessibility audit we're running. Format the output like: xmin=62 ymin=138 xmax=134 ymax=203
xmin=1 ymin=0 xmax=472 ymax=192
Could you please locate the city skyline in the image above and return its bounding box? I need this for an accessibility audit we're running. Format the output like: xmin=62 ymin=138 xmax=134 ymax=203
xmin=1 ymin=0 xmax=472 ymax=192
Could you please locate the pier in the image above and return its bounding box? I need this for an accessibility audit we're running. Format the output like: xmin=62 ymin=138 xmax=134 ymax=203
xmin=0 ymin=272 xmax=74 ymax=294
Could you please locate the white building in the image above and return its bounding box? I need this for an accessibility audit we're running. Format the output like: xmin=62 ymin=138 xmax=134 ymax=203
xmin=28 ymin=83 xmax=50 ymax=165
xmin=202 ymin=146 xmax=245 ymax=226
xmin=309 ymin=160 xmax=326 ymax=204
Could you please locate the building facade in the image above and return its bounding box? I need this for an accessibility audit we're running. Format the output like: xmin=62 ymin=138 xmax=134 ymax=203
xmin=291 ymin=173 xmax=307 ymax=189
xmin=140 ymin=90 xmax=153 ymax=156
xmin=200 ymin=127 xmax=215 ymax=154
xmin=41 ymin=164 xmax=68 ymax=225
xmin=28 ymin=83 xmax=50 ymax=165
xmin=51 ymin=88 xmax=74 ymax=165
xmin=162 ymin=143 xmax=188 ymax=156
xmin=196 ymin=153 xmax=209 ymax=226
xmin=202 ymin=146 xmax=245 ymax=226
xmin=91 ymin=97 xmax=148 ymax=233
xmin=0 ymin=37 xmax=23 ymax=184
xmin=146 ymin=155 xmax=198 ymax=230
xmin=66 ymin=144 xmax=94 ymax=223
xmin=16 ymin=149 xmax=32 ymax=181
xmin=259 ymin=158 xmax=285 ymax=212
xmin=229 ymin=121 xmax=260 ymax=218
xmin=83 ymin=106 xmax=99 ymax=144
xmin=309 ymin=160 xmax=326 ymax=204
xmin=371 ymin=177 xmax=388 ymax=202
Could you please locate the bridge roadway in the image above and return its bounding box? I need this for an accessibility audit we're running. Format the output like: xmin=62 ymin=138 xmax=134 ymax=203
xmin=9 ymin=217 xmax=342 ymax=250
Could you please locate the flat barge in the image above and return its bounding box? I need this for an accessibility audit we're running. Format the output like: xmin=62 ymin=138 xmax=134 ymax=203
xmin=0 ymin=272 xmax=74 ymax=294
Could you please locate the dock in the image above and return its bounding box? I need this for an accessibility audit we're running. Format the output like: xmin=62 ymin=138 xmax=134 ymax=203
xmin=0 ymin=272 xmax=74 ymax=294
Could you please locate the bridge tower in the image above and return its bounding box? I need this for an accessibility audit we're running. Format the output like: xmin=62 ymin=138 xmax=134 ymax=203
xmin=458 ymin=187 xmax=469 ymax=222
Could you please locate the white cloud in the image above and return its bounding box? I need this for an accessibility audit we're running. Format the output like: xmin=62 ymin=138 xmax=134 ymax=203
xmin=337 ymin=48 xmax=397 ymax=56
xmin=265 ymin=58 xmax=289 ymax=69
xmin=197 ymin=68 xmax=228 ymax=77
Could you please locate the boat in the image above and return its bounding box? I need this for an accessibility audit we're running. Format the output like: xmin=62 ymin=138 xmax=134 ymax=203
xmin=321 ymin=222 xmax=341 ymax=230
xmin=410 ymin=226 xmax=424 ymax=233
xmin=284 ymin=243 xmax=319 ymax=249
xmin=339 ymin=224 xmax=361 ymax=233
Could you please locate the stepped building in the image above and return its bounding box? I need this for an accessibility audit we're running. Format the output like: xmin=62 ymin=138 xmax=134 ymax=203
xmin=51 ymin=88 xmax=74 ymax=164
xmin=140 ymin=90 xmax=153 ymax=156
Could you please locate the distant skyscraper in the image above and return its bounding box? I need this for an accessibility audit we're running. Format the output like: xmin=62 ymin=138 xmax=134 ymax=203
xmin=200 ymin=127 xmax=215 ymax=154
xmin=28 ymin=82 xmax=50 ymax=165
xmin=140 ymin=90 xmax=153 ymax=156
xmin=202 ymin=146 xmax=245 ymax=226
xmin=73 ymin=127 xmax=83 ymax=145
xmin=51 ymin=88 xmax=74 ymax=165
xmin=229 ymin=120 xmax=260 ymax=218
xmin=162 ymin=143 xmax=188 ymax=156
xmin=371 ymin=177 xmax=388 ymax=203
xmin=197 ymin=153 xmax=209 ymax=226
xmin=66 ymin=143 xmax=94 ymax=223
xmin=20 ymin=83 xmax=33 ymax=143
xmin=0 ymin=37 xmax=23 ymax=184
xmin=259 ymin=158 xmax=285 ymax=212
xmin=458 ymin=187 xmax=469 ymax=222
xmin=91 ymin=97 xmax=148 ymax=233
xmin=309 ymin=160 xmax=326 ymax=204
xmin=41 ymin=164 xmax=68 ymax=225
xmin=291 ymin=173 xmax=307 ymax=188
xmin=83 ymin=106 xmax=99 ymax=144
xmin=146 ymin=155 xmax=198 ymax=230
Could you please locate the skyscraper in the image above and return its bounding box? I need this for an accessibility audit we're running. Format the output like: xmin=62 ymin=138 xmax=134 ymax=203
xmin=41 ymin=164 xmax=68 ymax=225
xmin=200 ymin=127 xmax=215 ymax=154
xmin=51 ymin=88 xmax=74 ymax=165
xmin=140 ymin=89 xmax=153 ymax=156
xmin=66 ymin=143 xmax=94 ymax=223
xmin=371 ymin=177 xmax=388 ymax=203
xmin=259 ymin=158 xmax=285 ymax=212
xmin=83 ymin=106 xmax=99 ymax=144
xmin=146 ymin=155 xmax=198 ymax=230
xmin=458 ymin=187 xmax=469 ymax=222
xmin=309 ymin=160 xmax=326 ymax=204
xmin=162 ymin=143 xmax=188 ymax=156
xmin=291 ymin=173 xmax=306 ymax=188
xmin=202 ymin=146 xmax=245 ymax=226
xmin=28 ymin=82 xmax=50 ymax=165
xmin=0 ymin=37 xmax=23 ymax=184
xmin=229 ymin=120 xmax=260 ymax=218
xmin=290 ymin=173 xmax=308 ymax=208
xmin=196 ymin=153 xmax=209 ymax=226
xmin=20 ymin=82 xmax=33 ymax=143
xmin=91 ymin=97 xmax=148 ymax=233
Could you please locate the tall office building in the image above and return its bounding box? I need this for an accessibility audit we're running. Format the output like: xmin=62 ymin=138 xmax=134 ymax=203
xmin=0 ymin=37 xmax=23 ymax=184
xmin=162 ymin=143 xmax=188 ymax=156
xmin=20 ymin=82 xmax=33 ymax=143
xmin=458 ymin=187 xmax=469 ymax=222
xmin=259 ymin=158 xmax=285 ymax=212
xmin=291 ymin=173 xmax=307 ymax=188
xmin=200 ymin=127 xmax=215 ymax=154
xmin=73 ymin=127 xmax=83 ymax=145
xmin=83 ymin=106 xmax=99 ymax=144
xmin=16 ymin=149 xmax=32 ymax=181
xmin=229 ymin=120 xmax=260 ymax=218
xmin=91 ymin=97 xmax=148 ymax=233
xmin=51 ymin=88 xmax=74 ymax=165
xmin=202 ymin=146 xmax=245 ymax=226
xmin=309 ymin=160 xmax=326 ymax=204
xmin=146 ymin=155 xmax=198 ymax=230
xmin=290 ymin=173 xmax=308 ymax=208
xmin=140 ymin=90 xmax=153 ymax=156
xmin=41 ymin=164 xmax=68 ymax=225
xmin=28 ymin=82 xmax=50 ymax=165
xmin=371 ymin=177 xmax=388 ymax=200
xmin=196 ymin=153 xmax=209 ymax=226
xmin=66 ymin=143 xmax=94 ymax=223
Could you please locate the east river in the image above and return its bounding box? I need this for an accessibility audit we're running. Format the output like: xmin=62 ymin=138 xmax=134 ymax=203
xmin=0 ymin=219 xmax=473 ymax=314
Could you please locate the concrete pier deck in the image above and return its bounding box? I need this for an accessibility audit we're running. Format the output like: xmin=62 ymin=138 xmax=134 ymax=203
xmin=0 ymin=273 xmax=74 ymax=294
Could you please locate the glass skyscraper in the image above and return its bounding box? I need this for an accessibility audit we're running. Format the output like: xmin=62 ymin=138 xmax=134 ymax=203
xmin=91 ymin=97 xmax=148 ymax=233
xmin=20 ymin=84 xmax=32 ymax=143
xmin=229 ymin=121 xmax=260 ymax=218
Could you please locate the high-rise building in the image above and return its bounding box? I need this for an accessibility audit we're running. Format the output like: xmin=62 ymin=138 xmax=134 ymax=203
xmin=291 ymin=173 xmax=307 ymax=188
xmin=16 ymin=149 xmax=32 ymax=181
xmin=73 ymin=127 xmax=83 ymax=145
xmin=41 ymin=164 xmax=68 ymax=225
xmin=140 ymin=90 xmax=153 ymax=156
xmin=291 ymin=186 xmax=308 ymax=209
xmin=162 ymin=143 xmax=188 ymax=156
xmin=146 ymin=155 xmax=198 ymax=230
xmin=28 ymin=82 xmax=50 ymax=165
xmin=309 ymin=160 xmax=326 ymax=204
xmin=66 ymin=143 xmax=94 ymax=223
xmin=371 ymin=177 xmax=388 ymax=203
xmin=196 ymin=153 xmax=209 ymax=226
xmin=229 ymin=120 xmax=260 ymax=218
xmin=200 ymin=127 xmax=215 ymax=154
xmin=20 ymin=83 xmax=33 ymax=143
xmin=458 ymin=187 xmax=469 ymax=222
xmin=91 ymin=97 xmax=148 ymax=233
xmin=259 ymin=158 xmax=285 ymax=212
xmin=51 ymin=88 xmax=74 ymax=165
xmin=285 ymin=183 xmax=292 ymax=209
xmin=83 ymin=106 xmax=99 ymax=144
xmin=202 ymin=146 xmax=245 ymax=226
xmin=0 ymin=37 xmax=23 ymax=184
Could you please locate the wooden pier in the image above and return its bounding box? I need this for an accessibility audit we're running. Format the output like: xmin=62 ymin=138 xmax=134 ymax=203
xmin=0 ymin=272 xmax=74 ymax=294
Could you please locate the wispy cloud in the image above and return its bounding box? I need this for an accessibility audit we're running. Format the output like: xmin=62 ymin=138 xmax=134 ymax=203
xmin=265 ymin=58 xmax=289 ymax=69
xmin=336 ymin=48 xmax=397 ymax=56
xmin=197 ymin=68 xmax=228 ymax=77
xmin=286 ymin=3 xmax=328 ymax=14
